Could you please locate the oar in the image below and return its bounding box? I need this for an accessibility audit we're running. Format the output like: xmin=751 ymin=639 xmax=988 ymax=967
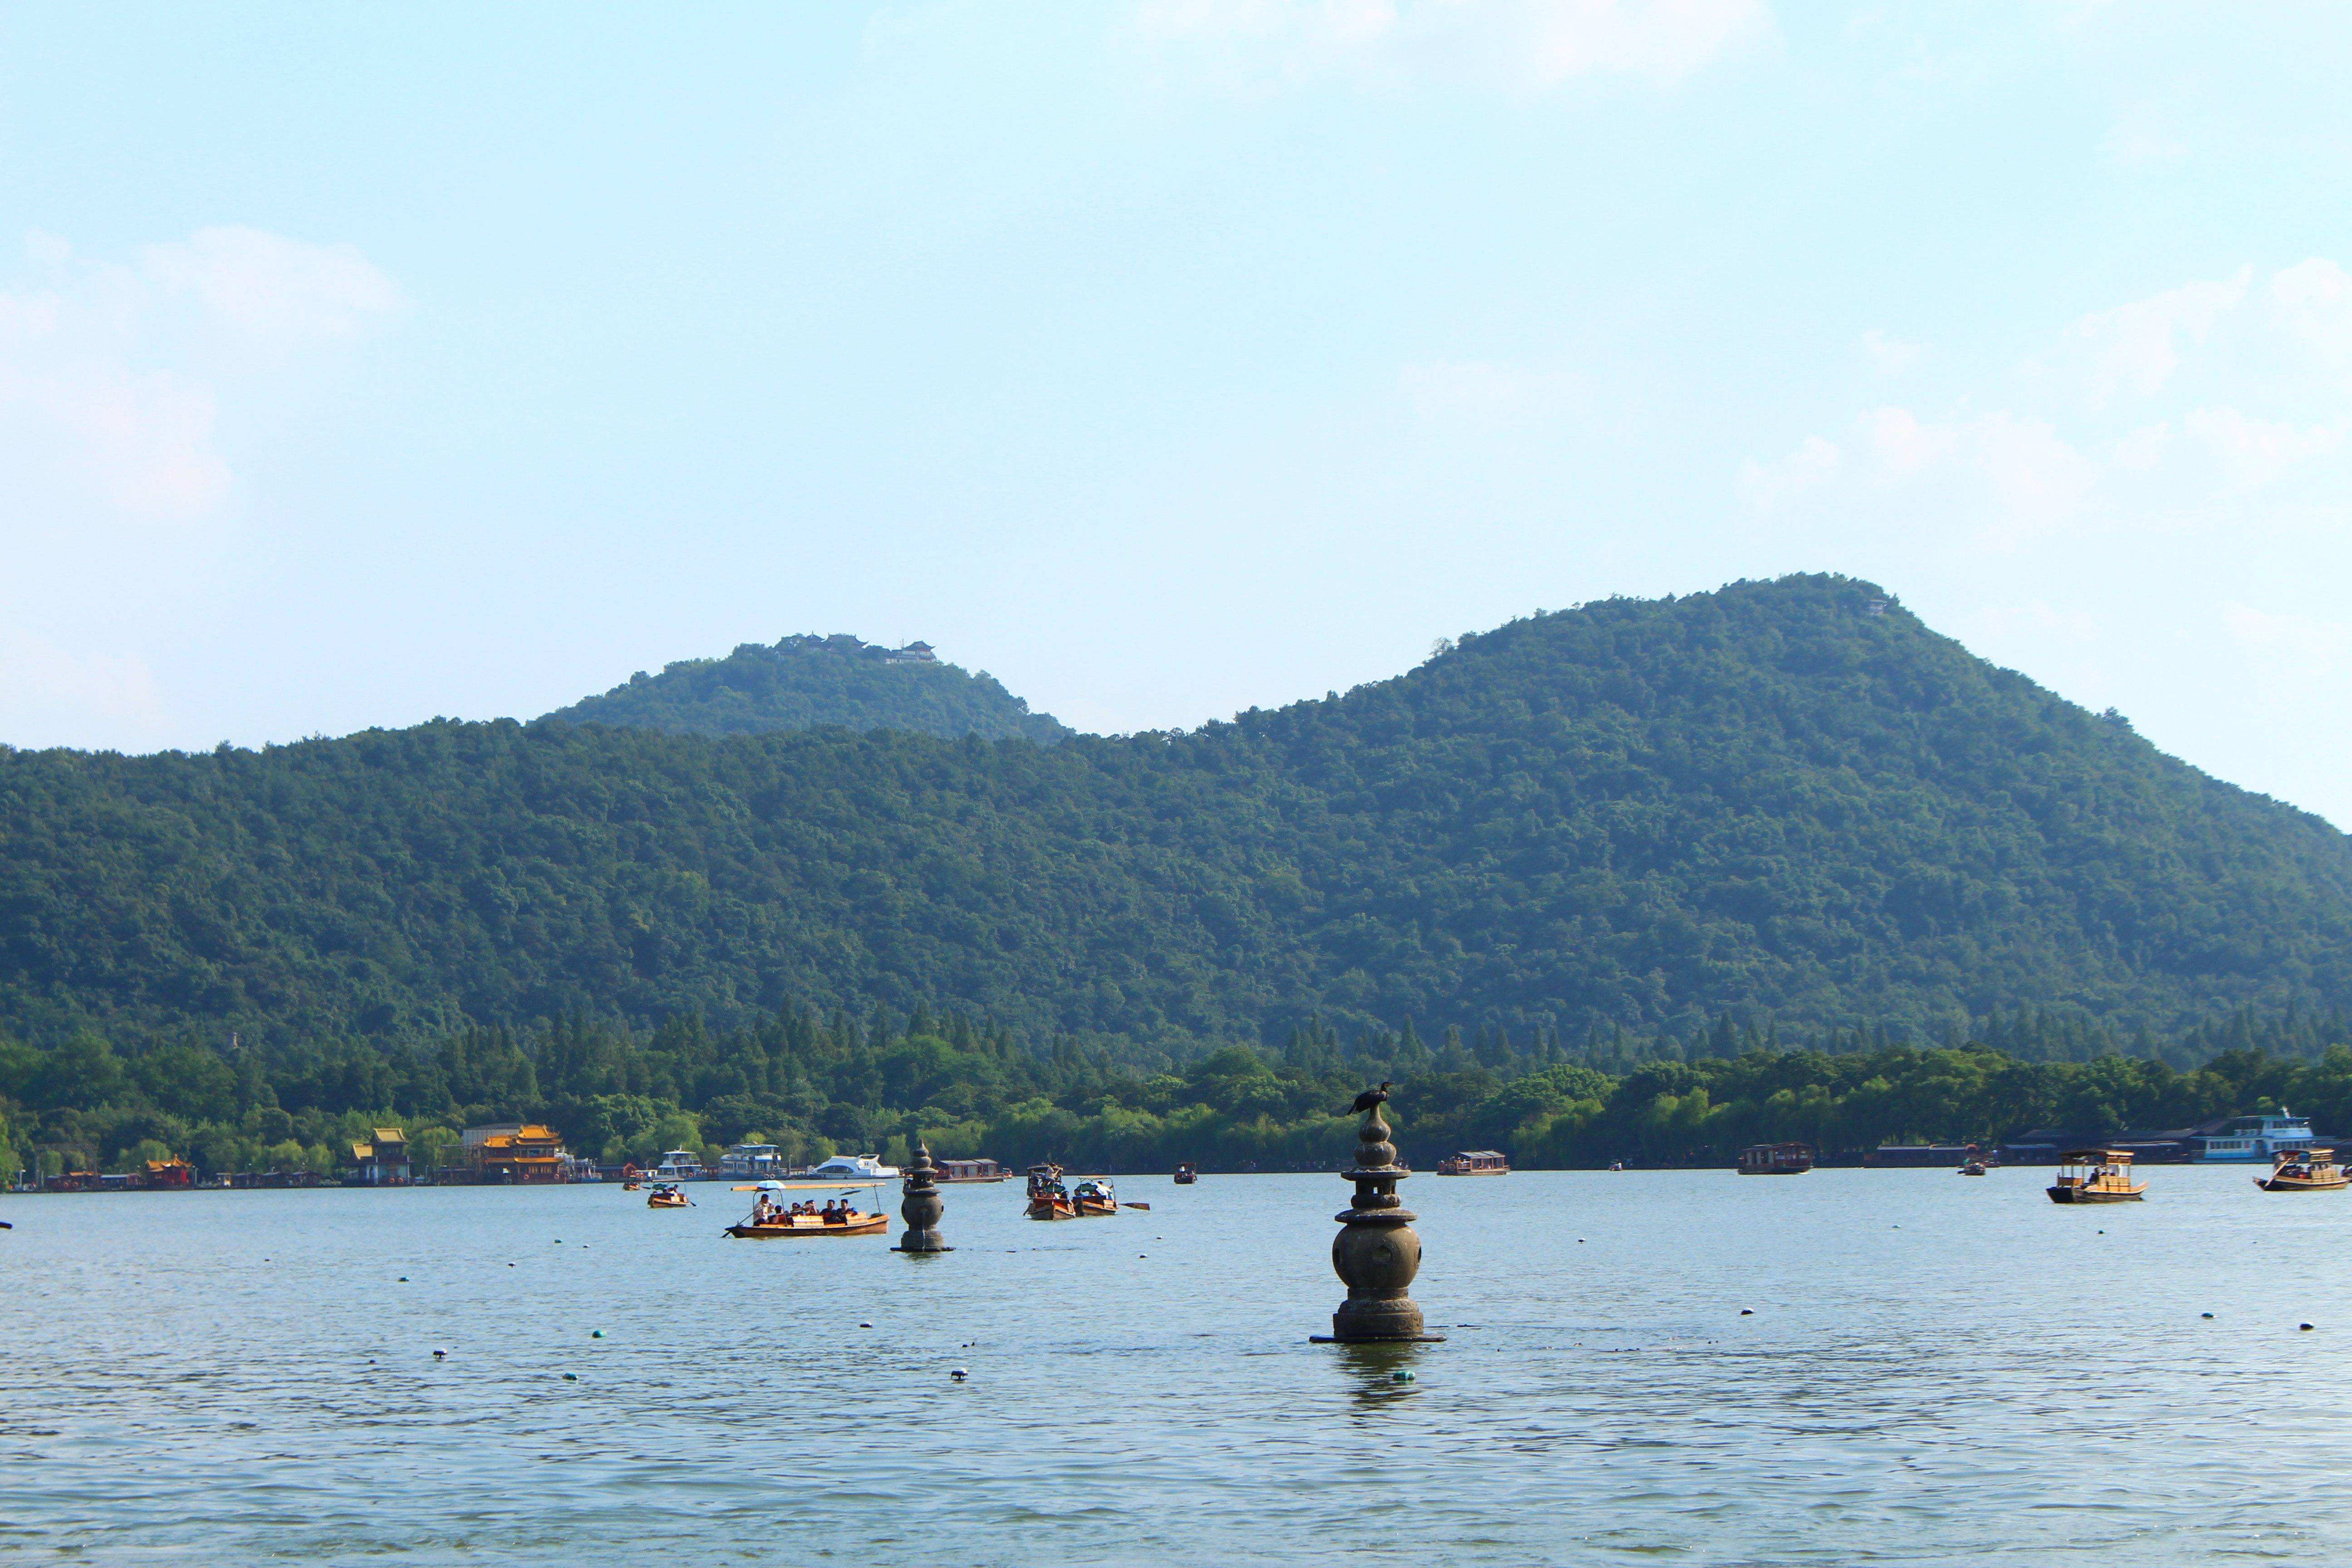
xmin=1122 ymin=1201 xmax=1152 ymax=1210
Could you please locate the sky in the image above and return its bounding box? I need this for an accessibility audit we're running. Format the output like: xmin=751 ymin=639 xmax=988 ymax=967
xmin=4 ymin=2 xmax=2352 ymax=820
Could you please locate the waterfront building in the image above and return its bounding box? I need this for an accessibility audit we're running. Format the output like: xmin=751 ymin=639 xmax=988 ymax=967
xmin=469 ymin=1124 xmax=570 ymax=1183
xmin=348 ymin=1128 xmax=412 ymax=1186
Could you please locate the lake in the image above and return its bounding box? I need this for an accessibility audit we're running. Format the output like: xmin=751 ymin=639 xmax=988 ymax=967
xmin=2 ymin=1165 xmax=2346 ymax=1565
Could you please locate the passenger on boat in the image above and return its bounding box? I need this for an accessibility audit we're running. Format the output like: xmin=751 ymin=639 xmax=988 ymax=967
xmin=824 ymin=1200 xmax=848 ymax=1225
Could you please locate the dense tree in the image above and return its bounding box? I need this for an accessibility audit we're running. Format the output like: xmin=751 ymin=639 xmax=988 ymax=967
xmin=544 ymin=633 xmax=1069 ymax=744
xmin=5 ymin=576 xmax=2348 ymax=1058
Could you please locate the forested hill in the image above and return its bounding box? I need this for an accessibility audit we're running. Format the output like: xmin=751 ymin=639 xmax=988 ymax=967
xmin=4 ymin=574 xmax=2350 ymax=1054
xmin=542 ymin=634 xmax=1070 ymax=744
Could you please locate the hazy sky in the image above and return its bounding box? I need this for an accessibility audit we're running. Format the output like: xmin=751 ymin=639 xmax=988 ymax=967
xmin=5 ymin=3 xmax=2351 ymax=819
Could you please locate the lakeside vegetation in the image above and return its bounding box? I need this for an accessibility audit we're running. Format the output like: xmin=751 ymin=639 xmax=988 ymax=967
xmin=7 ymin=1002 xmax=2349 ymax=1185
xmin=7 ymin=577 xmax=2352 ymax=1064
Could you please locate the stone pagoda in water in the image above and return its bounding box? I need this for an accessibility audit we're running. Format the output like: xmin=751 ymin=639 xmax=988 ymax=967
xmin=1317 ymin=1099 xmax=1439 ymax=1342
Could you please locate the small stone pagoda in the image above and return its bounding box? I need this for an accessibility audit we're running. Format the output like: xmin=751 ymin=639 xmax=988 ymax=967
xmin=1316 ymin=1102 xmax=1440 ymax=1342
xmin=894 ymin=1142 xmax=952 ymax=1254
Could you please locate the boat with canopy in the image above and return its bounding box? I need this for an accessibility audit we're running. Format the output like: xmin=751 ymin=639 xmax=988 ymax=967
xmin=723 ymin=1179 xmax=888 ymax=1237
xmin=2046 ymin=1150 xmax=2147 ymax=1204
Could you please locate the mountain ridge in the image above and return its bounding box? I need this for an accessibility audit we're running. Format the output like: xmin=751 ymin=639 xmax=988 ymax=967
xmin=2 ymin=573 xmax=2346 ymax=1053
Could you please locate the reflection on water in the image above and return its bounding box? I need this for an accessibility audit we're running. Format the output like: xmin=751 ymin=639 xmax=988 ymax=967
xmin=5 ymin=1167 xmax=2351 ymax=1564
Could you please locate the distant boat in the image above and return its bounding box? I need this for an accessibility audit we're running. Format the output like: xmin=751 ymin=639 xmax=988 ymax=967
xmin=1173 ymin=1162 xmax=1198 ymax=1185
xmin=805 ymin=1153 xmax=901 ymax=1181
xmin=1737 ymin=1142 xmax=1813 ymax=1176
xmin=2192 ymin=1109 xmax=2318 ymax=1162
xmin=646 ymin=1182 xmax=690 ymax=1208
xmin=2047 ymin=1149 xmax=2146 ymax=1204
xmin=1437 ymin=1150 xmax=1509 ymax=1176
xmin=1071 ymin=1177 xmax=1118 ymax=1216
xmin=650 ymin=1150 xmax=706 ymax=1181
xmin=2256 ymin=1147 xmax=2348 ymax=1192
xmin=1025 ymin=1163 xmax=1076 ymax=1220
xmin=935 ymin=1158 xmax=1009 ymax=1183
xmin=1958 ymin=1160 xmax=1990 ymax=1176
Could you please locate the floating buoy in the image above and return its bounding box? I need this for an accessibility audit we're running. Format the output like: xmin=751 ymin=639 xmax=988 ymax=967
xmin=950 ymin=1367 xmax=969 ymax=1381
xmin=508 ymin=1263 xmax=516 ymax=1268
xmin=1740 ymin=1309 xmax=1754 ymax=1316
xmin=2202 ymin=1312 xmax=2215 ymax=1319
xmin=1392 ymin=1370 xmax=1414 ymax=1383
xmin=398 ymin=1276 xmax=409 ymax=1282
xmin=1139 ymin=1254 xmax=1148 ymax=1259
xmin=859 ymin=1321 xmax=873 ymax=1328
xmin=591 ymin=1330 xmax=604 ymax=1338
xmin=2302 ymin=1323 xmax=2316 ymax=1331
xmin=563 ymin=1372 xmax=578 ymax=1381
xmin=433 ymin=1349 xmax=447 ymax=1360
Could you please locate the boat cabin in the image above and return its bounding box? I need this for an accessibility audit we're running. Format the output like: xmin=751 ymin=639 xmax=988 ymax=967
xmin=1436 ymin=1150 xmax=1510 ymax=1176
xmin=2047 ymin=1149 xmax=2148 ymax=1203
xmin=1739 ymin=1142 xmax=1815 ymax=1176
xmin=649 ymin=1148 xmax=706 ymax=1180
xmin=936 ymin=1157 xmax=1007 ymax=1182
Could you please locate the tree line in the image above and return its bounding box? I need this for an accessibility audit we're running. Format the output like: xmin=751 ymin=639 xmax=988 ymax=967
xmin=7 ymin=1000 xmax=2348 ymax=1185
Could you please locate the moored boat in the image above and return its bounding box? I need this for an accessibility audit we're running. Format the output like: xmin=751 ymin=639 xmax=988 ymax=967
xmin=806 ymin=1153 xmax=901 ymax=1181
xmin=646 ymin=1182 xmax=690 ymax=1208
xmin=2047 ymin=1149 xmax=2147 ymax=1204
xmin=1436 ymin=1150 xmax=1509 ymax=1176
xmin=2256 ymin=1147 xmax=2348 ymax=1192
xmin=1737 ymin=1142 xmax=1813 ymax=1176
xmin=1025 ymin=1162 xmax=1076 ymax=1220
xmin=1958 ymin=1160 xmax=1990 ymax=1176
xmin=935 ymin=1158 xmax=1010 ymax=1183
xmin=1072 ymin=1177 xmax=1118 ymax=1216
xmin=1173 ymin=1162 xmax=1198 ymax=1185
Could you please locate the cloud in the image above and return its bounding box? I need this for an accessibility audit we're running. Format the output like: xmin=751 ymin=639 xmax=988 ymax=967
xmin=1736 ymin=433 xmax=1838 ymax=507
xmin=2065 ymin=266 xmax=2249 ymax=409
xmin=2221 ymin=600 xmax=2351 ymax=659
xmin=142 ymin=225 xmax=402 ymax=359
xmin=0 ymin=623 xmax=165 ymax=741
xmin=1742 ymin=260 xmax=2352 ymax=552
xmin=1130 ymin=0 xmax=1769 ymax=87
xmin=0 ymin=226 xmax=398 ymax=527
xmin=1860 ymin=328 xmax=1925 ymax=372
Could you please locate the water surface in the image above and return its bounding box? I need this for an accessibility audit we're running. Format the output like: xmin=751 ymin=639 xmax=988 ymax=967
xmin=3 ymin=1166 xmax=2345 ymax=1564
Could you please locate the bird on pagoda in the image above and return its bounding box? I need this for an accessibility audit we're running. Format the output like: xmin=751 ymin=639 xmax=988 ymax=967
xmin=1347 ymin=1081 xmax=1394 ymax=1116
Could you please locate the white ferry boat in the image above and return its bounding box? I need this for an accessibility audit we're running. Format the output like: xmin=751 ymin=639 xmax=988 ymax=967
xmin=650 ymin=1148 xmax=708 ymax=1180
xmin=2191 ymin=1111 xmax=2317 ymax=1162
xmin=804 ymin=1152 xmax=900 ymax=1181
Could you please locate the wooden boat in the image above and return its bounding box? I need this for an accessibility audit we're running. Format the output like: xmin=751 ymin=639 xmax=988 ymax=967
xmin=646 ymin=1182 xmax=690 ymax=1208
xmin=1072 ymin=1177 xmax=1118 ymax=1216
xmin=725 ymin=1208 xmax=887 ymax=1238
xmin=936 ymin=1158 xmax=1011 ymax=1184
xmin=1173 ymin=1162 xmax=1198 ymax=1185
xmin=1437 ymin=1150 xmax=1510 ymax=1176
xmin=1025 ymin=1163 xmax=1076 ymax=1220
xmin=2046 ymin=1149 xmax=2147 ymax=1204
xmin=1958 ymin=1161 xmax=1989 ymax=1176
xmin=622 ymin=1181 xmax=642 ymax=1191
xmin=2256 ymin=1147 xmax=2349 ymax=1192
xmin=1737 ymin=1142 xmax=1813 ymax=1176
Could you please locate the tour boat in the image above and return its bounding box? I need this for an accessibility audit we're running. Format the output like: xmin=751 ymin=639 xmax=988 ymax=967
xmin=1025 ymin=1163 xmax=1076 ymax=1220
xmin=646 ymin=1182 xmax=690 ymax=1208
xmin=1072 ymin=1177 xmax=1118 ymax=1216
xmin=1436 ymin=1150 xmax=1509 ymax=1176
xmin=725 ymin=1188 xmax=887 ymax=1237
xmin=934 ymin=1158 xmax=1010 ymax=1183
xmin=2046 ymin=1150 xmax=2147 ymax=1204
xmin=650 ymin=1150 xmax=706 ymax=1181
xmin=1737 ymin=1142 xmax=1814 ymax=1176
xmin=1958 ymin=1160 xmax=1990 ymax=1176
xmin=1173 ymin=1162 xmax=1198 ymax=1185
xmin=2256 ymin=1147 xmax=2348 ymax=1192
xmin=805 ymin=1153 xmax=901 ymax=1181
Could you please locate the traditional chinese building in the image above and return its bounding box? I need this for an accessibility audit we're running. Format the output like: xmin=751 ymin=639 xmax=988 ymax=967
xmin=349 ymin=1127 xmax=412 ymax=1186
xmin=468 ymin=1123 xmax=570 ymax=1183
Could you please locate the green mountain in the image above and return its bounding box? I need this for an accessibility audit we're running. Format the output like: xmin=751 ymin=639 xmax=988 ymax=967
xmin=4 ymin=574 xmax=2349 ymax=1056
xmin=543 ymin=633 xmax=1070 ymax=744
